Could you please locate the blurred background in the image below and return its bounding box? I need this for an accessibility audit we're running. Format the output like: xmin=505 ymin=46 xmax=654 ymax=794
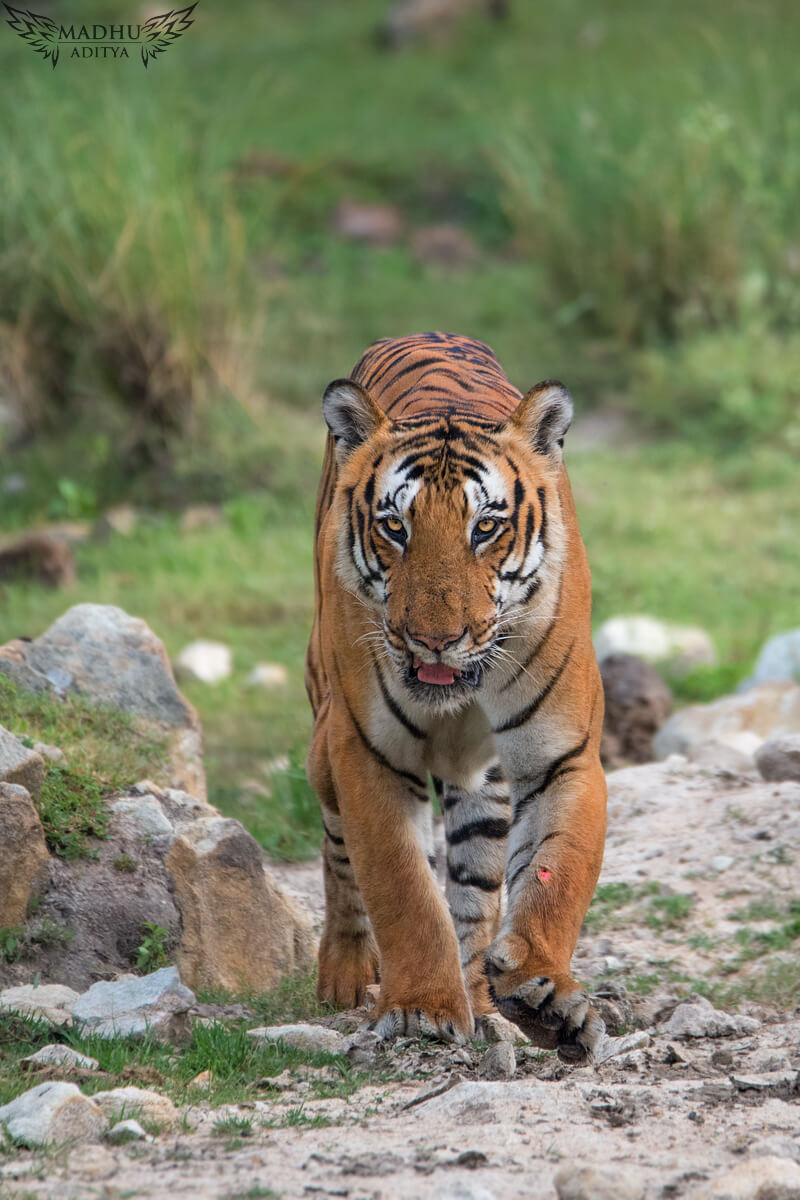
xmin=1 ymin=0 xmax=798 ymax=858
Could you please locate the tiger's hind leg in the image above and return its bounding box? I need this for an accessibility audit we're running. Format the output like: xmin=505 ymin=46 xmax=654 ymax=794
xmin=307 ymin=720 xmax=379 ymax=1008
xmin=442 ymin=764 xmax=511 ymax=1018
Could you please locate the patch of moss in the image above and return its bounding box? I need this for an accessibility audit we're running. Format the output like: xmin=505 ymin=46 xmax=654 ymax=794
xmin=37 ymin=765 xmax=109 ymax=859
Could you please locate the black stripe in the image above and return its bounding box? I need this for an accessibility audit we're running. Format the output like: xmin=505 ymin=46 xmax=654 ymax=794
xmin=537 ymin=486 xmax=548 ymax=549
xmin=447 ymin=863 xmax=503 ymax=892
xmin=373 ymin=661 xmax=425 ymax=739
xmin=500 ymin=576 xmax=564 ymax=693
xmin=485 ymin=764 xmax=505 ymax=783
xmin=513 ymin=731 xmax=591 ymax=821
xmin=494 ymin=639 xmax=574 ymax=733
xmin=447 ymin=817 xmax=510 ymax=845
xmin=322 ymin=821 xmax=345 ymax=846
xmin=341 ymin=693 xmax=428 ymax=799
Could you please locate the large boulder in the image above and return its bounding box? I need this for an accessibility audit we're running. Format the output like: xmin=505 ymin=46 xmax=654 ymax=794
xmin=0 ymin=728 xmax=45 ymax=800
xmin=0 ymin=783 xmax=49 ymax=925
xmin=0 ymin=983 xmax=78 ymax=1026
xmin=0 ymin=1082 xmax=107 ymax=1146
xmin=653 ymin=681 xmax=800 ymax=762
xmin=594 ymin=615 xmax=715 ymax=677
xmin=599 ymin=653 xmax=673 ymax=767
xmin=166 ymin=818 xmax=316 ymax=993
xmin=0 ymin=604 xmax=205 ymax=799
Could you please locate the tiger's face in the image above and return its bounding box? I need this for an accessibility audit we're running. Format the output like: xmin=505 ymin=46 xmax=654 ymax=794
xmin=324 ymin=380 xmax=572 ymax=710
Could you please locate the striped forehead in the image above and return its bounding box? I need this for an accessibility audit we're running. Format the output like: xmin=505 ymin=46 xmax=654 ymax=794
xmin=375 ymin=436 xmax=511 ymax=517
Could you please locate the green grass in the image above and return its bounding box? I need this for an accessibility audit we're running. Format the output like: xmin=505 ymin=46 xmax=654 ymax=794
xmin=2 ymin=0 xmax=799 ymax=861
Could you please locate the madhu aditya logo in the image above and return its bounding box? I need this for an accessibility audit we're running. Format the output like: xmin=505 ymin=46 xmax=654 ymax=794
xmin=3 ymin=3 xmax=196 ymax=66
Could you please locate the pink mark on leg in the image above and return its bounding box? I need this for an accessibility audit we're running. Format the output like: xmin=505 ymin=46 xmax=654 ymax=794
xmin=537 ymin=867 xmax=552 ymax=883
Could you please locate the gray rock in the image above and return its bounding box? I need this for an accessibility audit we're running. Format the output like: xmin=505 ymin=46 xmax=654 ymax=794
xmin=600 ymin=653 xmax=673 ymax=768
xmin=594 ymin=616 xmax=715 ymax=676
xmin=33 ymin=742 xmax=65 ymax=764
xmin=593 ymin=1030 xmax=651 ymax=1065
xmin=22 ymin=1045 xmax=99 ymax=1070
xmin=92 ymin=1086 xmax=177 ymax=1127
xmin=0 ymin=782 xmax=50 ymax=926
xmin=711 ymin=855 xmax=735 ymax=872
xmin=478 ymin=1041 xmax=516 ymax=1080
xmin=687 ymin=740 xmax=755 ymax=774
xmin=105 ymin=1118 xmax=149 ymax=1143
xmin=653 ymin=682 xmax=800 ymax=760
xmin=247 ymin=1023 xmax=345 ymax=1053
xmin=72 ymin=966 xmax=195 ymax=1040
xmin=747 ymin=629 xmax=800 ymax=688
xmin=659 ymin=996 xmax=759 ymax=1040
xmin=0 ymin=983 xmax=79 ymax=1026
xmin=342 ymin=1028 xmax=382 ymax=1066
xmin=695 ymin=1155 xmax=800 ymax=1199
xmin=174 ymin=640 xmax=232 ymax=685
xmin=755 ymin=735 xmax=800 ymax=782
xmin=110 ymin=794 xmax=174 ymax=840
xmin=554 ymin=1162 xmax=645 ymax=1200
xmin=0 ymin=1081 xmax=107 ymax=1146
xmin=0 ymin=727 xmax=45 ymax=801
xmin=0 ymin=604 xmax=205 ymax=799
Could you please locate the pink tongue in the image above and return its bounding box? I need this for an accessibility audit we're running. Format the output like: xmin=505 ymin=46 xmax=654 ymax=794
xmin=414 ymin=656 xmax=459 ymax=686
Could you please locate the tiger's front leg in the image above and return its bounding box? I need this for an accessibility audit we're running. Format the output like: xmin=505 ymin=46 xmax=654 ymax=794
xmin=328 ymin=707 xmax=473 ymax=1042
xmin=488 ymin=700 xmax=607 ymax=1063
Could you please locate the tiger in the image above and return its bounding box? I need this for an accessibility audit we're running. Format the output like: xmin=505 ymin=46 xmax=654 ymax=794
xmin=305 ymin=331 xmax=607 ymax=1062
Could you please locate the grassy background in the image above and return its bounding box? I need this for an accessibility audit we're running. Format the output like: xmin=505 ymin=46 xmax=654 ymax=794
xmin=1 ymin=0 xmax=799 ymax=858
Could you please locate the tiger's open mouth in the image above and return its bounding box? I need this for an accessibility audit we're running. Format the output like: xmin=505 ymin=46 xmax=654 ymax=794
xmin=408 ymin=655 xmax=482 ymax=690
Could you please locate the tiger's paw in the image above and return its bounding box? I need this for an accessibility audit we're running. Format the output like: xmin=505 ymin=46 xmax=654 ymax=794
xmin=485 ymin=939 xmax=604 ymax=1064
xmin=366 ymin=989 xmax=473 ymax=1044
xmin=317 ymin=937 xmax=380 ymax=1009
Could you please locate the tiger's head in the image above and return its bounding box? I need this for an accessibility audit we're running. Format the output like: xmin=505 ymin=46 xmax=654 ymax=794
xmin=323 ymin=379 xmax=572 ymax=710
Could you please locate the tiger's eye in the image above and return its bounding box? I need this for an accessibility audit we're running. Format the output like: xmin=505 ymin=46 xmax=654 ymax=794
xmin=477 ymin=518 xmax=497 ymax=534
xmin=385 ymin=516 xmax=404 ymax=532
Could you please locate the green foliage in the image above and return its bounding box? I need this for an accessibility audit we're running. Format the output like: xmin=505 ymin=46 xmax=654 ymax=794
xmin=36 ymin=765 xmax=109 ymax=859
xmin=0 ymin=675 xmax=168 ymax=791
xmin=0 ymin=928 xmax=25 ymax=964
xmin=134 ymin=923 xmax=170 ymax=974
xmin=646 ymin=893 xmax=694 ymax=931
xmin=199 ymin=969 xmax=326 ymax=1028
xmin=212 ymin=1115 xmax=254 ymax=1138
xmin=113 ymin=854 xmax=138 ymax=874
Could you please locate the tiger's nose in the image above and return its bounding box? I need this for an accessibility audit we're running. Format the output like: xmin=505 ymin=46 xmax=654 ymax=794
xmin=408 ymin=629 xmax=465 ymax=652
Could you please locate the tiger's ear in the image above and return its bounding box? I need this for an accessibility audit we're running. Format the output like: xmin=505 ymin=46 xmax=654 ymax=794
xmin=322 ymin=379 xmax=385 ymax=464
xmin=511 ymin=380 xmax=573 ymax=460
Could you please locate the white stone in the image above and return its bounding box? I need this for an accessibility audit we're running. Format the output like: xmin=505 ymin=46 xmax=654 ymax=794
xmin=246 ymin=1023 xmax=345 ymax=1053
xmin=33 ymin=742 xmax=65 ymax=764
xmin=106 ymin=1118 xmax=149 ymax=1143
xmin=594 ymin=615 xmax=715 ymax=675
xmin=0 ymin=1081 xmax=107 ymax=1146
xmin=659 ymin=997 xmax=759 ymax=1040
xmin=92 ymin=1086 xmax=177 ymax=1128
xmin=747 ymin=629 xmax=800 ymax=688
xmin=72 ymin=966 xmax=195 ymax=1040
xmin=110 ymin=794 xmax=174 ymax=839
xmin=593 ymin=1030 xmax=651 ymax=1065
xmin=654 ymin=682 xmax=800 ymax=760
xmin=711 ymin=855 xmax=735 ymax=872
xmin=0 ymin=983 xmax=79 ymax=1026
xmin=695 ymin=1155 xmax=800 ymax=1199
xmin=22 ymin=1045 xmax=99 ymax=1070
xmin=246 ymin=663 xmax=288 ymax=688
xmin=174 ymin=640 xmax=232 ymax=685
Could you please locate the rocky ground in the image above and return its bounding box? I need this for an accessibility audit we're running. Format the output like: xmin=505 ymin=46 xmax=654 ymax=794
xmin=1 ymin=607 xmax=799 ymax=1199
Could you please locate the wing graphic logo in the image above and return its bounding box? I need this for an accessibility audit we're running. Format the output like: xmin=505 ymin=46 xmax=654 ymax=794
xmin=141 ymin=5 xmax=196 ymax=67
xmin=3 ymin=2 xmax=197 ymax=67
xmin=3 ymin=5 xmax=59 ymax=67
